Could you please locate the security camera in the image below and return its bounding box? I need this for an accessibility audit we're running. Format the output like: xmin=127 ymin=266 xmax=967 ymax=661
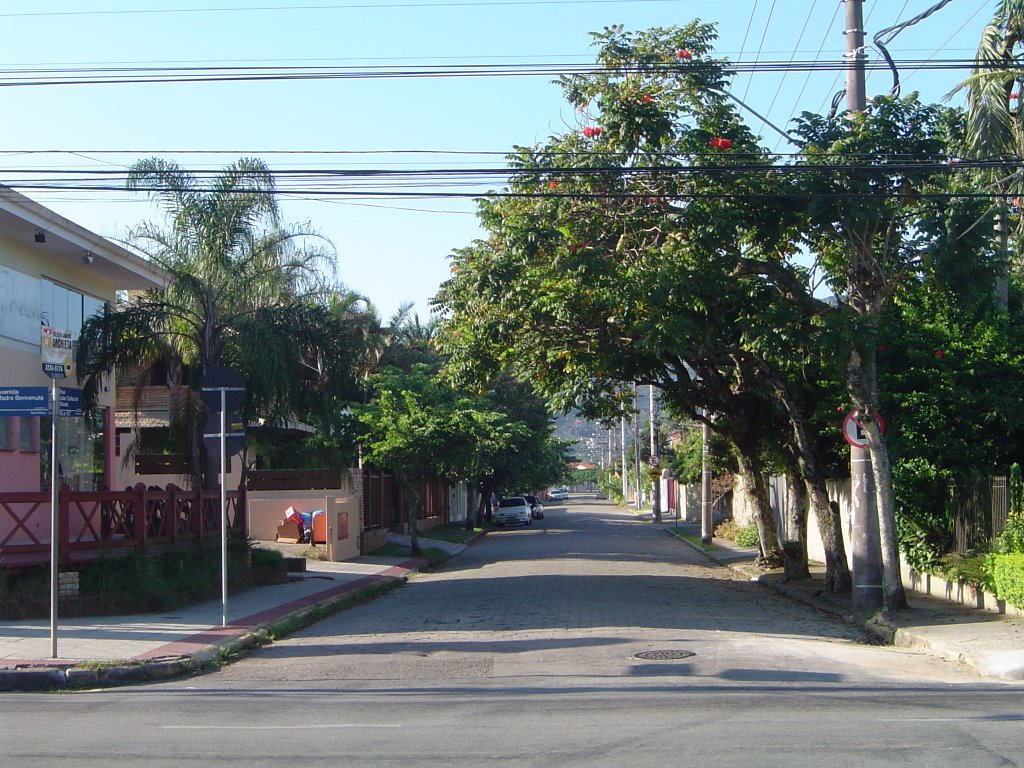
xmin=82 ymin=253 xmax=94 ymax=265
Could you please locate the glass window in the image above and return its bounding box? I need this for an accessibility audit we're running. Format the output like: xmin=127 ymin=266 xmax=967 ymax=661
xmin=20 ymin=417 xmax=37 ymax=452
xmin=0 ymin=417 xmax=11 ymax=450
xmin=38 ymin=409 xmax=107 ymax=491
xmin=39 ymin=279 xmax=104 ymax=339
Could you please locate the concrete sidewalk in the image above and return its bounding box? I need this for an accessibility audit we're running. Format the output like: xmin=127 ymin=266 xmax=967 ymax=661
xmin=0 ymin=550 xmax=433 ymax=691
xmin=654 ymin=518 xmax=1024 ymax=682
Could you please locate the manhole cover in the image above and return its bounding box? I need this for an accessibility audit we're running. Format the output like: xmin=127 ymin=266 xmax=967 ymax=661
xmin=633 ymin=650 xmax=695 ymax=661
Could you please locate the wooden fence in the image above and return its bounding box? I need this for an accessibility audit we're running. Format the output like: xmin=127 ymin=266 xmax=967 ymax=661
xmin=0 ymin=483 xmax=246 ymax=569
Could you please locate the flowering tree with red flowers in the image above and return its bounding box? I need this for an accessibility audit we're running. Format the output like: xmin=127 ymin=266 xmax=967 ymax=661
xmin=435 ymin=22 xmax=855 ymax=579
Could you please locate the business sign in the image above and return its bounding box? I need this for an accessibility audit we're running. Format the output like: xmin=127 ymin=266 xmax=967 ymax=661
xmin=41 ymin=325 xmax=74 ymax=379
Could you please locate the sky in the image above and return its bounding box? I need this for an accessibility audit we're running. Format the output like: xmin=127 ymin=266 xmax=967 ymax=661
xmin=0 ymin=0 xmax=995 ymax=320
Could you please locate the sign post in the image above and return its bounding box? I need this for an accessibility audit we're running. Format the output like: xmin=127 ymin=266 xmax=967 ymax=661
xmin=200 ymin=367 xmax=246 ymax=628
xmin=41 ymin=325 xmax=73 ymax=659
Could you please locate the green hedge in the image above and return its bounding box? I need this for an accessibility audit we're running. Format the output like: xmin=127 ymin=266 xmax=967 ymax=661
xmin=985 ymin=552 xmax=1024 ymax=610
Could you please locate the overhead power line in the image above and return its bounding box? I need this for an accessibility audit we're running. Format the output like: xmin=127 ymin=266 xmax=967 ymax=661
xmin=0 ymin=57 xmax=1015 ymax=88
xmin=1 ymin=156 xmax=1016 ymax=202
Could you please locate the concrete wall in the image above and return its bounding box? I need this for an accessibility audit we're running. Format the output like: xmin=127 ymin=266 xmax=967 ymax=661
xmin=247 ymin=489 xmax=360 ymax=561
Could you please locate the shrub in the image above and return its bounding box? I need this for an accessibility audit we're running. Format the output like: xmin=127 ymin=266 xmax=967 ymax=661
xmin=892 ymin=458 xmax=953 ymax=571
xmin=995 ymin=514 xmax=1024 ymax=554
xmin=735 ymin=523 xmax=760 ymax=548
xmin=985 ymin=552 xmax=1024 ymax=609
xmin=714 ymin=520 xmax=739 ymax=540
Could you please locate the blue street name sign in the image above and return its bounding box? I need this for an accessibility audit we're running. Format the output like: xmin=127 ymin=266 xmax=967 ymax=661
xmin=0 ymin=386 xmax=49 ymax=416
xmin=0 ymin=386 xmax=83 ymax=417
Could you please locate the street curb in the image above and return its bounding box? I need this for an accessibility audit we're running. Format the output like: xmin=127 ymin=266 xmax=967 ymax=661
xmin=666 ymin=528 xmax=1024 ymax=680
xmin=0 ymin=572 xmax=410 ymax=693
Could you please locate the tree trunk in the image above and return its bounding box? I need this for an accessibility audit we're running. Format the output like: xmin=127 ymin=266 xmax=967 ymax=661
xmin=406 ymin=484 xmax=421 ymax=556
xmin=782 ymin=471 xmax=810 ymax=581
xmin=847 ymin=341 xmax=907 ymax=612
xmin=862 ymin=419 xmax=908 ymax=612
xmin=734 ymin=452 xmax=783 ymax=568
xmin=464 ymin=483 xmax=477 ymax=530
xmin=774 ymin=383 xmax=852 ymax=592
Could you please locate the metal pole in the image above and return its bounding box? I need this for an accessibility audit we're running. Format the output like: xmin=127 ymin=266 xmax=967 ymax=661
xmin=701 ymin=415 xmax=713 ymax=545
xmin=633 ymin=384 xmax=641 ymax=509
xmin=220 ymin=389 xmax=228 ymax=628
xmin=620 ymin=413 xmax=628 ymax=502
xmin=49 ymin=378 xmax=59 ymax=658
xmin=649 ymin=384 xmax=661 ymax=522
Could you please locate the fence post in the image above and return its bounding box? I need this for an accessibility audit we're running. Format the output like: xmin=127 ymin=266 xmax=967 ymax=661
xmin=58 ymin=482 xmax=71 ymax=566
xmin=133 ymin=482 xmax=148 ymax=552
xmin=166 ymin=483 xmax=179 ymax=544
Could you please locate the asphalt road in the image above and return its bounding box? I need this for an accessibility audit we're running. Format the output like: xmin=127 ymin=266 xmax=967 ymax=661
xmin=2 ymin=498 xmax=1022 ymax=767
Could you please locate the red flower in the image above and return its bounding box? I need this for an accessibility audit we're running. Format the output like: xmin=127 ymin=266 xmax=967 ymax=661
xmin=934 ymin=349 xmax=944 ymax=358
xmin=675 ymin=48 xmax=692 ymax=60
xmin=548 ymin=180 xmax=557 ymax=188
xmin=450 ymin=265 xmax=459 ymax=273
xmin=708 ymin=137 xmax=732 ymax=149
xmin=642 ymin=94 xmax=653 ymax=103
xmin=582 ymin=126 xmax=602 ymax=138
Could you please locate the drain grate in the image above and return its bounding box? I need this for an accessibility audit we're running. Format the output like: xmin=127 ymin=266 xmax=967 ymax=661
xmin=633 ymin=649 xmax=695 ymax=661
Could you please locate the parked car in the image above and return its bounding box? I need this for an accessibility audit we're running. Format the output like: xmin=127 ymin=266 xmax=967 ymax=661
xmin=595 ymin=490 xmax=607 ymax=500
xmin=523 ymin=494 xmax=544 ymax=519
xmin=547 ymin=487 xmax=568 ymax=502
xmin=494 ymin=496 xmax=532 ymax=527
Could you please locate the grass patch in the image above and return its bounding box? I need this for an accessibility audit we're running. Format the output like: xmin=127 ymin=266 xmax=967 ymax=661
xmin=667 ymin=528 xmax=715 ymax=550
xmin=369 ymin=542 xmax=412 ymax=558
xmin=421 ymin=524 xmax=484 ymax=544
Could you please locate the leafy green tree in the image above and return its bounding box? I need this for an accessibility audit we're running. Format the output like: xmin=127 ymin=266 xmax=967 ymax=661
xmin=793 ymin=95 xmax=972 ymax=610
xmin=77 ymin=158 xmax=345 ymax=486
xmin=949 ymin=0 xmax=1024 ymax=305
xmin=436 ymin=22 xmax=852 ymax=576
xmin=354 ymin=365 xmax=521 ymax=552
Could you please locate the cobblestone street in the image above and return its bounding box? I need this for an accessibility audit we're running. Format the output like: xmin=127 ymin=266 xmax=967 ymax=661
xmin=211 ymin=498 xmax=968 ymax=688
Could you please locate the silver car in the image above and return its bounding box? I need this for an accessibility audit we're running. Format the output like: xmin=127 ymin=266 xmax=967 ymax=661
xmin=494 ymin=496 xmax=532 ymax=527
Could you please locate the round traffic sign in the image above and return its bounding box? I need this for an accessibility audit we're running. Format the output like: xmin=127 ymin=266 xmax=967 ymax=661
xmin=842 ymin=411 xmax=886 ymax=448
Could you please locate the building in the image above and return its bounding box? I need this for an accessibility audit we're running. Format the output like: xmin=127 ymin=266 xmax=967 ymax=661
xmin=0 ymin=185 xmax=166 ymax=494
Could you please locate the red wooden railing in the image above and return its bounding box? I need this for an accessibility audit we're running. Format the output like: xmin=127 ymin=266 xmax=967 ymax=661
xmin=0 ymin=483 xmax=246 ymax=568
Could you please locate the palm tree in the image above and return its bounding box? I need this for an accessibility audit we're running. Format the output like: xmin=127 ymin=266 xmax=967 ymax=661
xmin=950 ymin=1 xmax=1024 ymax=306
xmin=78 ymin=157 xmax=341 ymax=486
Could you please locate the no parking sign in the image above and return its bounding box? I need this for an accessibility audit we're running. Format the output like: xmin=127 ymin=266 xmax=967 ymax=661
xmin=842 ymin=411 xmax=886 ymax=448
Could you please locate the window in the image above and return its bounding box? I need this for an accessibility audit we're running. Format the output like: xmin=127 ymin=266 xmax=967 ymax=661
xmin=20 ymin=417 xmax=37 ymax=452
xmin=39 ymin=279 xmax=105 ymax=339
xmin=0 ymin=417 xmax=11 ymax=450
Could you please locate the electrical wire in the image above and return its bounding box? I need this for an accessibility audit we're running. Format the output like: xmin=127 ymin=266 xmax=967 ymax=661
xmin=761 ymin=0 xmax=817 ymax=147
xmin=873 ymin=0 xmax=958 ymax=97
xmin=0 ymin=0 xmax=684 ymax=19
xmin=741 ymin=0 xmax=777 ymax=103
xmin=0 ymin=57 xmax=1011 ymax=88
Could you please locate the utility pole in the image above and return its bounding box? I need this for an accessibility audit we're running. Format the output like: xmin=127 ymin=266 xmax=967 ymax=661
xmin=621 ymin=411 xmax=629 ymax=502
xmin=844 ymin=0 xmax=883 ymax=615
xmin=649 ymin=384 xmax=661 ymax=522
xmin=633 ymin=383 xmax=641 ymax=510
xmin=700 ymin=414 xmax=713 ymax=544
